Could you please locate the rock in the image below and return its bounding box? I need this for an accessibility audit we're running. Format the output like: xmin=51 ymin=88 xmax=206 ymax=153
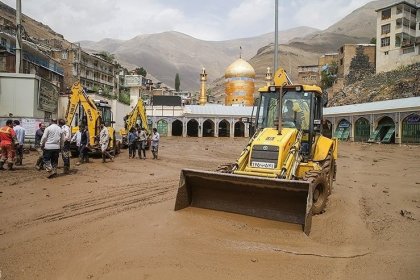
xmin=400 ymin=210 xmax=415 ymax=220
xmin=251 ymin=258 xmax=258 ymax=263
xmin=149 ymin=173 xmax=154 ymax=176
xmin=382 ymin=190 xmax=389 ymax=193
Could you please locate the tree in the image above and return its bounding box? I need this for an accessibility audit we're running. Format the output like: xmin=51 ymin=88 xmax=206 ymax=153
xmin=134 ymin=67 xmax=147 ymax=77
xmin=175 ymin=73 xmax=180 ymax=92
xmin=370 ymin=37 xmax=376 ymax=45
xmin=346 ymin=45 xmax=375 ymax=84
xmin=320 ymin=61 xmax=338 ymax=89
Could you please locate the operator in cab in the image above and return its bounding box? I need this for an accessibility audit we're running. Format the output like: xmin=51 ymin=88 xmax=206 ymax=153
xmin=282 ymin=99 xmax=310 ymax=130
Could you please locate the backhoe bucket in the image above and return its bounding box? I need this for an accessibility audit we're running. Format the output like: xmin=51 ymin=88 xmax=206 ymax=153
xmin=174 ymin=169 xmax=313 ymax=235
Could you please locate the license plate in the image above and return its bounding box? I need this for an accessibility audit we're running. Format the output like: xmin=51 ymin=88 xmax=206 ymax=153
xmin=251 ymin=161 xmax=275 ymax=169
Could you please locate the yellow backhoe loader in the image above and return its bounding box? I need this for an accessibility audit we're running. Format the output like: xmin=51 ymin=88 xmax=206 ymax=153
xmin=174 ymin=69 xmax=337 ymax=235
xmin=119 ymin=98 xmax=151 ymax=148
xmin=65 ymin=81 xmax=119 ymax=156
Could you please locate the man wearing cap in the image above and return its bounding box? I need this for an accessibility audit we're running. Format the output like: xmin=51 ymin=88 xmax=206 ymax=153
xmin=40 ymin=119 xmax=63 ymax=177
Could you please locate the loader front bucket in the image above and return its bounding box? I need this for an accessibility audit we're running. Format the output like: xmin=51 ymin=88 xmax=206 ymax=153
xmin=174 ymin=169 xmax=313 ymax=235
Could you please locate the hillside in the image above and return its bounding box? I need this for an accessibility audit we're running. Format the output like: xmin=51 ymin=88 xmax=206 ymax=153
xmin=79 ymin=27 xmax=319 ymax=90
xmin=329 ymin=63 xmax=420 ymax=106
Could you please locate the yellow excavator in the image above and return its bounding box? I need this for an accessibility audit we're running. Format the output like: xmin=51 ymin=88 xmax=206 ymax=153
xmin=65 ymin=81 xmax=119 ymax=156
xmin=174 ymin=69 xmax=337 ymax=235
xmin=119 ymin=98 xmax=151 ymax=148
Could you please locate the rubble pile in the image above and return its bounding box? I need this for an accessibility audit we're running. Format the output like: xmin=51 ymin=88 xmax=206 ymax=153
xmin=329 ymin=63 xmax=420 ymax=107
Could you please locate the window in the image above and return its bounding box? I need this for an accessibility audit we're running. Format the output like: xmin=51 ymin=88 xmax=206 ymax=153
xmin=61 ymin=51 xmax=68 ymax=60
xmin=381 ymin=24 xmax=391 ymax=34
xmin=381 ymin=9 xmax=391 ymax=20
xmin=381 ymin=37 xmax=390 ymax=47
xmin=402 ymin=47 xmax=414 ymax=54
xmin=0 ymin=38 xmax=6 ymax=46
xmin=384 ymin=51 xmax=389 ymax=55
xmin=340 ymin=58 xmax=343 ymax=65
xmin=396 ymin=5 xmax=402 ymax=14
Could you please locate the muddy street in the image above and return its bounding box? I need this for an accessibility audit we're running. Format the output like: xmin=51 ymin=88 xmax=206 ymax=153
xmin=0 ymin=138 xmax=419 ymax=279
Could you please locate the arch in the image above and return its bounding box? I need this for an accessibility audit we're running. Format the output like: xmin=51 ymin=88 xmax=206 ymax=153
xmin=234 ymin=121 xmax=245 ymax=137
xmin=354 ymin=117 xmax=370 ymax=142
xmin=322 ymin=119 xmax=333 ymax=139
xmin=218 ymin=119 xmax=230 ymax=137
xmin=187 ymin=119 xmax=199 ymax=137
xmin=334 ymin=119 xmax=351 ymax=141
xmin=202 ymin=119 xmax=215 ymax=137
xmin=369 ymin=116 xmax=395 ymax=143
xmin=402 ymin=113 xmax=420 ymax=144
xmin=171 ymin=119 xmax=183 ymax=136
xmin=156 ymin=119 xmax=168 ymax=136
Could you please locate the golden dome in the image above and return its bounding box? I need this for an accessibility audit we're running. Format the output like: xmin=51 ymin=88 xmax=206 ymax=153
xmin=225 ymin=58 xmax=256 ymax=79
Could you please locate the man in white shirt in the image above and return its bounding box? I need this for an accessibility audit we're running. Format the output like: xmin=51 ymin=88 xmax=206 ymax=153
xmin=99 ymin=123 xmax=114 ymax=163
xmin=40 ymin=119 xmax=63 ymax=177
xmin=59 ymin=119 xmax=71 ymax=174
xmin=151 ymin=128 xmax=160 ymax=160
xmin=13 ymin=120 xmax=25 ymax=166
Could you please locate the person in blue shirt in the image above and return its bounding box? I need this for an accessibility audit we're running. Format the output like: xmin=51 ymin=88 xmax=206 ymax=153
xmin=128 ymin=127 xmax=138 ymax=159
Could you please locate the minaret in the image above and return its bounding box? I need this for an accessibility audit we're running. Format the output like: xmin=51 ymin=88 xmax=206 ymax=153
xmin=265 ymin=67 xmax=272 ymax=86
xmin=199 ymin=67 xmax=207 ymax=105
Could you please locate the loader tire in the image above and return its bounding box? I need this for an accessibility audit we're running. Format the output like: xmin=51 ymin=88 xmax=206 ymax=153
xmin=304 ymin=171 xmax=328 ymax=215
xmin=322 ymin=152 xmax=336 ymax=195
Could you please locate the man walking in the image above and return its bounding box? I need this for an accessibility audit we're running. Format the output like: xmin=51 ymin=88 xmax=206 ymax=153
xmin=0 ymin=120 xmax=18 ymax=170
xmin=13 ymin=120 xmax=25 ymax=166
xmin=151 ymin=128 xmax=160 ymax=160
xmin=77 ymin=125 xmax=89 ymax=165
xmin=59 ymin=119 xmax=71 ymax=173
xmin=35 ymin=123 xmax=46 ymax=170
xmin=138 ymin=127 xmax=147 ymax=159
xmin=40 ymin=119 xmax=63 ymax=177
xmin=99 ymin=123 xmax=114 ymax=163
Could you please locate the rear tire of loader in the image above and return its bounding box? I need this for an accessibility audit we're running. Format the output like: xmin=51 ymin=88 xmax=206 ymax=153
xmin=304 ymin=171 xmax=328 ymax=215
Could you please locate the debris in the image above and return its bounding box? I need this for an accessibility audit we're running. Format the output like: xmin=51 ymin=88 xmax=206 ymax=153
xmin=400 ymin=210 xmax=415 ymax=220
xmin=371 ymin=183 xmax=377 ymax=188
xmin=251 ymin=258 xmax=258 ymax=263
xmin=87 ymin=274 xmax=94 ymax=279
xmin=149 ymin=173 xmax=154 ymax=176
xmin=383 ymin=190 xmax=389 ymax=193
xmin=373 ymin=159 xmax=378 ymax=162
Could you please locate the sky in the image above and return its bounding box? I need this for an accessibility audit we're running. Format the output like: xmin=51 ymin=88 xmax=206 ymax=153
xmin=2 ymin=0 xmax=374 ymax=42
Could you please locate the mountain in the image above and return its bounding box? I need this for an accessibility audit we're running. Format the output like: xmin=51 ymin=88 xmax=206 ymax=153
xmin=289 ymin=0 xmax=396 ymax=52
xmin=79 ymin=27 xmax=319 ymax=90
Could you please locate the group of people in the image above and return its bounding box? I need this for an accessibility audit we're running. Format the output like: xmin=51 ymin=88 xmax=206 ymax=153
xmin=0 ymin=119 xmax=25 ymax=170
xmin=1 ymin=118 xmax=115 ymax=177
xmin=1 ymin=118 xmax=161 ymax=175
xmin=127 ymin=127 xmax=160 ymax=160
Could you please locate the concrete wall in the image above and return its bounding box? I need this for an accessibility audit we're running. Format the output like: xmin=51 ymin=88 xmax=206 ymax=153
xmin=0 ymin=73 xmax=57 ymax=119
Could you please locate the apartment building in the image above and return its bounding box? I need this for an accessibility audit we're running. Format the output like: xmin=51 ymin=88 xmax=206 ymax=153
xmin=376 ymin=1 xmax=420 ymax=73
xmin=297 ymin=65 xmax=320 ymax=86
xmin=53 ymin=43 xmax=116 ymax=93
xmin=0 ymin=31 xmax=64 ymax=91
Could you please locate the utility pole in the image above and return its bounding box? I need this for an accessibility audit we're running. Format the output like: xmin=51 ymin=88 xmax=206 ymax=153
xmin=274 ymin=0 xmax=279 ymax=73
xmin=15 ymin=0 xmax=22 ymax=73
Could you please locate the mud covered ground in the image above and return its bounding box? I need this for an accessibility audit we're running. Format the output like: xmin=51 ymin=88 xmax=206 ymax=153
xmin=0 ymin=138 xmax=419 ymax=279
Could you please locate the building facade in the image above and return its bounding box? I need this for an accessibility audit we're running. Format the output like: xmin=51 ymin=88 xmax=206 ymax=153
xmin=337 ymin=44 xmax=376 ymax=78
xmin=52 ymin=43 xmax=116 ymax=93
xmin=297 ymin=65 xmax=320 ymax=86
xmin=376 ymin=1 xmax=420 ymax=73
